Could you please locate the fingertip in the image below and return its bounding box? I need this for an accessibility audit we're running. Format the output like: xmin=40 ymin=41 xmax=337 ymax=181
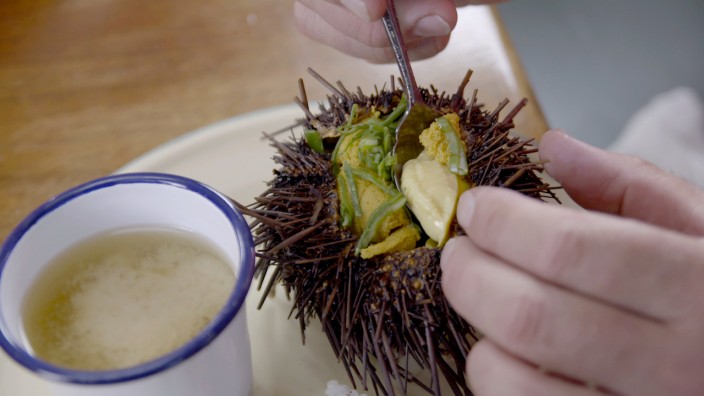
xmin=540 ymin=128 xmax=568 ymax=145
xmin=440 ymin=235 xmax=474 ymax=274
xmin=440 ymin=236 xmax=459 ymax=272
xmin=456 ymin=187 xmax=512 ymax=235
xmin=440 ymin=235 xmax=475 ymax=306
xmin=538 ymin=129 xmax=569 ymax=160
xmin=407 ymin=35 xmax=451 ymax=61
xmin=397 ymin=0 xmax=458 ymax=39
xmin=456 ymin=189 xmax=478 ymax=231
xmin=466 ymin=340 xmax=493 ymax=392
xmin=412 ymin=15 xmax=452 ymax=37
xmin=539 ymin=128 xmax=590 ymax=182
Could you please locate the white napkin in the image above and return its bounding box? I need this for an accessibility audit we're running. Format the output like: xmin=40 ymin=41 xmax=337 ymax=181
xmin=608 ymin=87 xmax=704 ymax=189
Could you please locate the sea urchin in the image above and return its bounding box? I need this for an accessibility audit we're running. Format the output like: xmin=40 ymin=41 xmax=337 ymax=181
xmin=235 ymin=69 xmax=558 ymax=396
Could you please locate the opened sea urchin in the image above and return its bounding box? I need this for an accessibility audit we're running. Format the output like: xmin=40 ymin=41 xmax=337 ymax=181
xmin=235 ymin=69 xmax=559 ymax=396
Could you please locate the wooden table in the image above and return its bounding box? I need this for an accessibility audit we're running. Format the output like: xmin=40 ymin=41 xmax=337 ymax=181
xmin=0 ymin=0 xmax=546 ymax=241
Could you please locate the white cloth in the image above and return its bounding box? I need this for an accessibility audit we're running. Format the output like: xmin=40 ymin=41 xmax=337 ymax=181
xmin=608 ymin=87 xmax=704 ymax=189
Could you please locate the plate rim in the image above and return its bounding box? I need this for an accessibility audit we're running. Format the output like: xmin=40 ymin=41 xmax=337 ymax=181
xmin=117 ymin=102 xmax=302 ymax=174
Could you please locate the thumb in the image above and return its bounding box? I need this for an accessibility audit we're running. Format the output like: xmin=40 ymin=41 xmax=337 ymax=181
xmin=338 ymin=0 xmax=457 ymax=38
xmin=539 ymin=129 xmax=704 ymax=237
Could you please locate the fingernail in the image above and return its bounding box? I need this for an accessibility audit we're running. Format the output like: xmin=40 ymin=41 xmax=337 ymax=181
xmin=340 ymin=0 xmax=371 ymax=22
xmin=412 ymin=15 xmax=451 ymax=37
xmin=440 ymin=237 xmax=458 ymax=272
xmin=456 ymin=191 xmax=476 ymax=229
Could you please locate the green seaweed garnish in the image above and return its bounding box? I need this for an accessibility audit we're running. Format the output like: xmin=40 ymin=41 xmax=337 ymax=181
xmin=354 ymin=193 xmax=407 ymax=255
xmin=437 ymin=116 xmax=468 ymax=176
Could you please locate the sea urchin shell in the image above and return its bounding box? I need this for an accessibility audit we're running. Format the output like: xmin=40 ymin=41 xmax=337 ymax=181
xmin=235 ymin=69 xmax=558 ymax=396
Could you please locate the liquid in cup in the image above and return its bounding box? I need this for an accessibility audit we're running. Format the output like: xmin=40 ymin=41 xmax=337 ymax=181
xmin=0 ymin=173 xmax=255 ymax=396
xmin=22 ymin=227 xmax=236 ymax=372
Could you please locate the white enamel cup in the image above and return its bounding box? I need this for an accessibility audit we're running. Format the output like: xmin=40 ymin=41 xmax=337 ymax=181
xmin=0 ymin=173 xmax=255 ymax=396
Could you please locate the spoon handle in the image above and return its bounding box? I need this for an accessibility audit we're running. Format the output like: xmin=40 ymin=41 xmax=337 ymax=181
xmin=382 ymin=0 xmax=423 ymax=107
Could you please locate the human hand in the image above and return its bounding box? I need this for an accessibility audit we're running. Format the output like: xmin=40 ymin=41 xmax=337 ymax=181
xmin=293 ymin=0 xmax=505 ymax=62
xmin=441 ymin=129 xmax=704 ymax=395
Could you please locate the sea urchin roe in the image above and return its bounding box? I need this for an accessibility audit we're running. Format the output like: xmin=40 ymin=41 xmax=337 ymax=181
xmin=401 ymin=113 xmax=470 ymax=245
xmin=418 ymin=113 xmax=468 ymax=175
xmin=354 ymin=193 xmax=408 ymax=255
xmin=401 ymin=152 xmax=464 ymax=245
xmin=360 ymin=224 xmax=419 ymax=259
xmin=331 ymin=97 xmax=420 ymax=257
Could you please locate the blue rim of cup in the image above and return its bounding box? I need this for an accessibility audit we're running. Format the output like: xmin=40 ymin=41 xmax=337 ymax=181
xmin=0 ymin=172 xmax=255 ymax=384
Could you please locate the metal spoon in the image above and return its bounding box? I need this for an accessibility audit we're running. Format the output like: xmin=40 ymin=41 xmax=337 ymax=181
xmin=382 ymin=0 xmax=442 ymax=191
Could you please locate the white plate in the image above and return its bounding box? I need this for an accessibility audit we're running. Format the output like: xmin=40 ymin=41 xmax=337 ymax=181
xmin=1 ymin=103 xmax=436 ymax=396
